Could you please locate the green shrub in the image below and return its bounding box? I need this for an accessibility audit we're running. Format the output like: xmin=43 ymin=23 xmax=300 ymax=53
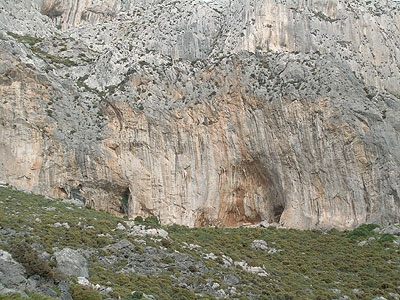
xmin=166 ymin=223 xmax=186 ymax=232
xmin=121 ymin=193 xmax=129 ymax=214
xmin=50 ymin=268 xmax=68 ymax=283
xmin=138 ymin=60 xmax=149 ymax=66
xmin=161 ymin=238 xmax=172 ymax=248
xmin=347 ymin=224 xmax=380 ymax=239
xmin=70 ymin=284 xmax=102 ymax=300
xmin=0 ymin=292 xmax=57 ymax=300
xmin=379 ymin=233 xmax=395 ymax=244
xmin=144 ymin=216 xmax=160 ymax=227
xmin=161 ymin=256 xmax=174 ymax=264
xmin=0 ymin=294 xmax=25 ymax=300
xmin=11 ymin=242 xmax=52 ymax=278
xmin=134 ymin=215 xmax=144 ymax=224
xmin=188 ymin=265 xmax=198 ymax=273
xmin=7 ymin=32 xmax=43 ymax=46
xmin=124 ymin=291 xmax=143 ymax=299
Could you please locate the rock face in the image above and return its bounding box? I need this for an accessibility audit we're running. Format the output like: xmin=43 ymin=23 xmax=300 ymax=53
xmin=0 ymin=250 xmax=27 ymax=294
xmin=54 ymin=248 xmax=88 ymax=278
xmin=0 ymin=0 xmax=399 ymax=229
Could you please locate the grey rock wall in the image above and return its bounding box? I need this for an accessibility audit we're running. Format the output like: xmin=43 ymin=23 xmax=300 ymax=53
xmin=0 ymin=250 xmax=27 ymax=295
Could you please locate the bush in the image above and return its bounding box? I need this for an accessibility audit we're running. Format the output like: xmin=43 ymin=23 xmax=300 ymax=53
xmin=144 ymin=216 xmax=160 ymax=227
xmin=7 ymin=32 xmax=43 ymax=46
xmin=347 ymin=224 xmax=380 ymax=239
xmin=11 ymin=242 xmax=52 ymax=278
xmin=161 ymin=256 xmax=174 ymax=264
xmin=0 ymin=292 xmax=57 ymax=300
xmin=10 ymin=242 xmax=67 ymax=283
xmin=379 ymin=233 xmax=396 ymax=244
xmin=161 ymin=238 xmax=172 ymax=248
xmin=124 ymin=292 xmax=143 ymax=299
xmin=134 ymin=215 xmax=144 ymax=224
xmin=188 ymin=265 xmax=198 ymax=273
xmin=50 ymin=268 xmax=68 ymax=283
xmin=70 ymin=284 xmax=102 ymax=300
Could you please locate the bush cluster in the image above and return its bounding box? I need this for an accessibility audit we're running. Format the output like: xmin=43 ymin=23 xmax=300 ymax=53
xmin=70 ymin=284 xmax=102 ymax=300
xmin=134 ymin=215 xmax=160 ymax=227
xmin=10 ymin=242 xmax=66 ymax=282
xmin=347 ymin=223 xmax=380 ymax=239
xmin=11 ymin=242 xmax=52 ymax=278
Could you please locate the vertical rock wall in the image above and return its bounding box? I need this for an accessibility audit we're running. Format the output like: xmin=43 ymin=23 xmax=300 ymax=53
xmin=220 ymin=0 xmax=400 ymax=96
xmin=0 ymin=0 xmax=399 ymax=229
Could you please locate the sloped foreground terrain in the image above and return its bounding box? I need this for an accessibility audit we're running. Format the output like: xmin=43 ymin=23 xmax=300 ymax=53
xmin=0 ymin=186 xmax=399 ymax=299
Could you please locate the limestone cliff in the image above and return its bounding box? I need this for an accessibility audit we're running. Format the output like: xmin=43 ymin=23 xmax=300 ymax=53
xmin=0 ymin=0 xmax=399 ymax=229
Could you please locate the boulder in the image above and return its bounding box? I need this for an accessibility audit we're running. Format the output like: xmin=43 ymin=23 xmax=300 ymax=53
xmin=357 ymin=241 xmax=368 ymax=247
xmin=381 ymin=225 xmax=400 ymax=236
xmin=259 ymin=221 xmax=270 ymax=228
xmin=54 ymin=248 xmax=88 ymax=278
xmin=58 ymin=281 xmax=73 ymax=300
xmin=0 ymin=250 xmax=26 ymax=294
xmin=250 ymin=240 xmax=268 ymax=250
xmin=222 ymin=274 xmax=241 ymax=286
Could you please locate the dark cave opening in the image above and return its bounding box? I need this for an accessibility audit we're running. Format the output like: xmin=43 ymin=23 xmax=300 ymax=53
xmin=56 ymin=187 xmax=67 ymax=197
xmin=120 ymin=187 xmax=130 ymax=214
xmin=272 ymin=204 xmax=285 ymax=223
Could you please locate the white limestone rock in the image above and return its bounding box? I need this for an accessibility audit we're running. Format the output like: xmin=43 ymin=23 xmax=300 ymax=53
xmin=54 ymin=248 xmax=89 ymax=278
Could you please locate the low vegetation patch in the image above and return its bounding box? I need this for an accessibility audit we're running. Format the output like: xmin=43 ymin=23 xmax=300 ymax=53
xmin=7 ymin=31 xmax=77 ymax=67
xmin=0 ymin=186 xmax=399 ymax=299
xmin=6 ymin=32 xmax=43 ymax=46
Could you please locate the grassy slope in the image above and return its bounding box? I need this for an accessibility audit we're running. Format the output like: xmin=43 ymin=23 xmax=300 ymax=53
xmin=0 ymin=187 xmax=399 ymax=300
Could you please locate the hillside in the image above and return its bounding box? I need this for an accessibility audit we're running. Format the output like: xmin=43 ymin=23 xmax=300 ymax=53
xmin=0 ymin=0 xmax=400 ymax=229
xmin=0 ymin=186 xmax=399 ymax=299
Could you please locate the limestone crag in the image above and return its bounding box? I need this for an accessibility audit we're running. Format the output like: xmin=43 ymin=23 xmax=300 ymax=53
xmin=219 ymin=0 xmax=400 ymax=96
xmin=0 ymin=0 xmax=399 ymax=229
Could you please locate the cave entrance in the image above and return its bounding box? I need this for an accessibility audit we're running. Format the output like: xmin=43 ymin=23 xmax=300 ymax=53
xmin=120 ymin=187 xmax=130 ymax=215
xmin=272 ymin=204 xmax=285 ymax=223
xmin=56 ymin=187 xmax=67 ymax=198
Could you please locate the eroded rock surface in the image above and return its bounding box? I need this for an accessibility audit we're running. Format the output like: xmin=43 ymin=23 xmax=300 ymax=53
xmin=0 ymin=0 xmax=399 ymax=229
xmin=0 ymin=250 xmax=26 ymax=295
xmin=54 ymin=248 xmax=88 ymax=278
